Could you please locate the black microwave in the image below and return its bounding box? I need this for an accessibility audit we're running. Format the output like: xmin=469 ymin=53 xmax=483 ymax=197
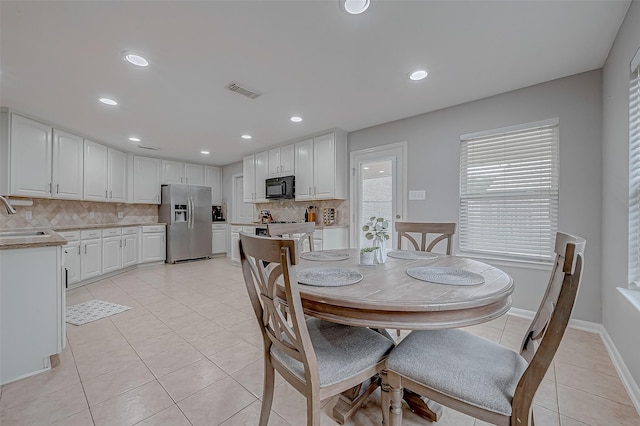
xmin=266 ymin=175 xmax=295 ymax=199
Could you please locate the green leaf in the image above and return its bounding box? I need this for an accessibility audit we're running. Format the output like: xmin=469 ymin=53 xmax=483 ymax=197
xmin=376 ymin=217 xmax=383 ymax=222
xmin=370 ymin=216 xmax=377 ymax=221
xmin=362 ymin=225 xmax=369 ymax=231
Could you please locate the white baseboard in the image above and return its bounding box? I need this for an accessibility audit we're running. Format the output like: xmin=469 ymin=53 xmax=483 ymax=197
xmin=508 ymin=307 xmax=640 ymax=415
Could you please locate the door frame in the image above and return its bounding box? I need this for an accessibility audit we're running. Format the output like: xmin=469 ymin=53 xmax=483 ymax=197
xmin=349 ymin=141 xmax=408 ymax=248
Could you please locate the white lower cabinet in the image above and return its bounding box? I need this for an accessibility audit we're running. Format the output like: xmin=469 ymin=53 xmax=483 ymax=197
xmin=122 ymin=228 xmax=138 ymax=268
xmin=60 ymin=230 xmax=81 ymax=288
xmin=80 ymin=237 xmax=102 ymax=281
xmin=141 ymin=225 xmax=166 ymax=263
xmin=230 ymin=225 xmax=242 ymax=264
xmin=102 ymin=236 xmax=122 ymax=274
xmin=212 ymin=224 xmax=227 ymax=255
xmin=300 ymin=227 xmax=349 ymax=251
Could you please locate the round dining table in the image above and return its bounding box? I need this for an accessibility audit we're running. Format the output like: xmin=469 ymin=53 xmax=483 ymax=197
xmin=292 ymin=248 xmax=514 ymax=424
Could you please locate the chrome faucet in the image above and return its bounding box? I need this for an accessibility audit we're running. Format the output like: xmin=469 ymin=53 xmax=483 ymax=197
xmin=0 ymin=196 xmax=17 ymax=214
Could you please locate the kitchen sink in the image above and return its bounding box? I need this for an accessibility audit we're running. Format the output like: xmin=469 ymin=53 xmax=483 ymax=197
xmin=0 ymin=230 xmax=48 ymax=238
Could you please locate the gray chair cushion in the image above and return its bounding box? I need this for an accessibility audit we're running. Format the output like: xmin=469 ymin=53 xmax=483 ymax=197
xmin=271 ymin=318 xmax=394 ymax=387
xmin=386 ymin=329 xmax=528 ymax=416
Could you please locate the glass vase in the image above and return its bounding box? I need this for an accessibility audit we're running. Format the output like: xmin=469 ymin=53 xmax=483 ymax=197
xmin=372 ymin=236 xmax=386 ymax=264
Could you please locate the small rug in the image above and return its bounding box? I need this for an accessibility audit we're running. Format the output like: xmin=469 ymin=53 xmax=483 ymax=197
xmin=300 ymin=251 xmax=350 ymax=261
xmin=406 ymin=267 xmax=485 ymax=286
xmin=66 ymin=300 xmax=131 ymax=326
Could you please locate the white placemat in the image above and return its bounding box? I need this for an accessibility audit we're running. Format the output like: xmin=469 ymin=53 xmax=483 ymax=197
xmin=66 ymin=300 xmax=131 ymax=326
xmin=300 ymin=251 xmax=350 ymax=261
xmin=387 ymin=250 xmax=438 ymax=260
xmin=298 ymin=267 xmax=363 ymax=287
xmin=406 ymin=267 xmax=485 ymax=286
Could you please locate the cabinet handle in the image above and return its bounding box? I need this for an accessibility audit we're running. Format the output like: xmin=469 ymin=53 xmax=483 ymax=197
xmin=181 ymin=177 xmax=183 ymax=183
xmin=56 ymin=184 xmax=59 ymax=194
xmin=110 ymin=190 xmax=112 ymax=199
xmin=77 ymin=246 xmax=80 ymax=255
xmin=84 ymin=245 xmax=87 ymax=254
xmin=105 ymin=190 xmax=108 ymax=198
xmin=119 ymin=240 xmax=122 ymax=248
xmin=309 ymin=186 xmax=311 ymax=195
xmin=124 ymin=239 xmax=127 ymax=247
xmin=48 ymin=182 xmax=52 ymax=193
xmin=186 ymin=177 xmax=189 ymax=184
xmin=314 ymin=186 xmax=317 ymax=196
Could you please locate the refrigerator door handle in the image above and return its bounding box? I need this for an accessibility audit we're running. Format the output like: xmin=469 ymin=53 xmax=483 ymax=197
xmin=188 ymin=197 xmax=193 ymax=229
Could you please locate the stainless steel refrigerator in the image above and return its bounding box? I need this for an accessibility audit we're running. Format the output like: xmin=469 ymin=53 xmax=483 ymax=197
xmin=159 ymin=184 xmax=212 ymax=263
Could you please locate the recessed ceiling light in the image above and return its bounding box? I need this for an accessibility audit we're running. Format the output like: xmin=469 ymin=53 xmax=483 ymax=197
xmin=200 ymin=150 xmax=210 ymax=155
xmin=379 ymin=170 xmax=385 ymax=173
xmin=123 ymin=51 xmax=149 ymax=67
xmin=129 ymin=137 xmax=141 ymax=142
xmin=409 ymin=69 xmax=429 ymax=81
xmin=290 ymin=116 xmax=302 ymax=123
xmin=363 ymin=167 xmax=369 ymax=170
xmin=343 ymin=0 xmax=370 ymax=14
xmin=241 ymin=134 xmax=252 ymax=140
xmin=99 ymin=98 xmax=118 ymax=106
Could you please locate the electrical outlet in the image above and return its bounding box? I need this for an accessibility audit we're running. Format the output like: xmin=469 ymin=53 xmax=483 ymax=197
xmin=89 ymin=212 xmax=95 ymax=219
xmin=25 ymin=210 xmax=32 ymax=220
xmin=117 ymin=212 xmax=124 ymax=219
xmin=409 ymin=190 xmax=426 ymax=200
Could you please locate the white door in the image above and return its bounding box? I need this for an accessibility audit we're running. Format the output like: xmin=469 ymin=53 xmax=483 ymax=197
xmin=242 ymin=155 xmax=256 ymax=202
xmin=185 ymin=163 xmax=204 ymax=185
xmin=313 ymin=133 xmax=336 ymax=199
xmin=254 ymin=151 xmax=269 ymax=201
xmin=102 ymin=237 xmax=122 ymax=274
xmin=162 ymin=160 xmax=184 ymax=184
xmin=233 ymin=175 xmax=254 ymax=224
xmin=81 ymin=239 xmax=102 ymax=280
xmin=351 ymin=142 xmax=407 ymax=250
xmin=294 ymin=138 xmax=313 ymax=200
xmin=108 ymin=148 xmax=127 ymax=202
xmin=83 ymin=140 xmax=108 ymax=201
xmin=10 ymin=114 xmax=52 ymax=197
xmin=62 ymin=242 xmax=81 ymax=286
xmin=205 ymin=166 xmax=221 ymax=204
xmin=52 ymin=129 xmax=83 ymax=199
xmin=122 ymin=235 xmax=137 ymax=268
xmin=133 ymin=156 xmax=161 ymax=204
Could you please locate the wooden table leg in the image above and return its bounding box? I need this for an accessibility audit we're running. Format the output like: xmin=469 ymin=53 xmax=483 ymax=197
xmin=403 ymin=389 xmax=443 ymax=422
xmin=332 ymin=378 xmax=379 ymax=425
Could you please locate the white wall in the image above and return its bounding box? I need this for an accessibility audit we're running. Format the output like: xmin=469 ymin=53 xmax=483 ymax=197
xmin=349 ymin=70 xmax=603 ymax=322
xmin=602 ymin=0 xmax=640 ymax=386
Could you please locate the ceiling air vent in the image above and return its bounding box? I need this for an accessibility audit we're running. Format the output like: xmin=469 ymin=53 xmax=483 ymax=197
xmin=226 ymin=81 xmax=262 ymax=100
xmin=138 ymin=145 xmax=160 ymax=151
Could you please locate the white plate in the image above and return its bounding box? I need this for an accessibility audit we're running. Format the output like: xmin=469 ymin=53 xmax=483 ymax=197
xmin=298 ymin=267 xmax=363 ymax=287
xmin=387 ymin=250 xmax=438 ymax=260
xmin=406 ymin=267 xmax=485 ymax=286
xmin=300 ymin=251 xmax=350 ymax=261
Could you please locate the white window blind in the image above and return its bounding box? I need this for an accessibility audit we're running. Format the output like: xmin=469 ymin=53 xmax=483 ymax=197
xmin=459 ymin=120 xmax=559 ymax=262
xmin=629 ymin=66 xmax=640 ymax=286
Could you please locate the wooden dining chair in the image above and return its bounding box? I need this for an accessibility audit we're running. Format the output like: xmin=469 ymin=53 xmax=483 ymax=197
xmin=383 ymin=232 xmax=585 ymax=426
xmin=239 ymin=233 xmax=394 ymax=426
xmin=395 ymin=222 xmax=456 ymax=255
xmin=267 ymin=222 xmax=316 ymax=252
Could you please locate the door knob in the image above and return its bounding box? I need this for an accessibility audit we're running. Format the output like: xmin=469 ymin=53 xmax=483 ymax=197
xmin=396 ymin=214 xmax=401 ymax=219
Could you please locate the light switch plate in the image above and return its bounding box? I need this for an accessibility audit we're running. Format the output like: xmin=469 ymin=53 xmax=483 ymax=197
xmin=409 ymin=190 xmax=426 ymax=200
xmin=25 ymin=210 xmax=32 ymax=220
xmin=118 ymin=212 xmax=124 ymax=219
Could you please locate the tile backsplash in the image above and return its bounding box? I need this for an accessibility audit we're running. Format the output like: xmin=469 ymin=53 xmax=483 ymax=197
xmin=255 ymin=199 xmax=349 ymax=225
xmin=0 ymin=198 xmax=158 ymax=229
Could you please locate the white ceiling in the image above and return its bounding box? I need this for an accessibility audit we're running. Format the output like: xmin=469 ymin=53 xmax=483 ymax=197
xmin=0 ymin=1 xmax=630 ymax=166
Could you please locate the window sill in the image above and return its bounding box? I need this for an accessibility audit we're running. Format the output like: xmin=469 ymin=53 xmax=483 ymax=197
xmin=618 ymin=287 xmax=640 ymax=312
xmin=458 ymin=252 xmax=554 ymax=271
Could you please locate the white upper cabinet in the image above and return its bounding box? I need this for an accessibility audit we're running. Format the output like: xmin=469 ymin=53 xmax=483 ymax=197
xmin=243 ymin=151 xmax=267 ymax=203
xmin=268 ymin=144 xmax=294 ymax=178
xmin=83 ymin=140 xmax=109 ymax=201
xmin=205 ymin=165 xmax=221 ymax=205
xmin=161 ymin=160 xmax=184 ymax=184
xmin=255 ymin=150 xmax=268 ymax=202
xmin=185 ymin=163 xmax=204 ymax=185
xmin=133 ymin=156 xmax=161 ymax=204
xmin=8 ymin=114 xmax=53 ymax=198
xmin=295 ymin=131 xmax=347 ymax=200
xmin=108 ymin=148 xmax=127 ymax=202
xmin=243 ymin=154 xmax=256 ymax=202
xmin=52 ymin=129 xmax=83 ymax=199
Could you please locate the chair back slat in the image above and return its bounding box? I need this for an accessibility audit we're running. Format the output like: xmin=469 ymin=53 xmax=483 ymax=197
xmin=395 ymin=222 xmax=456 ymax=255
xmin=268 ymin=222 xmax=316 ymax=253
xmin=239 ymin=234 xmax=318 ymax=386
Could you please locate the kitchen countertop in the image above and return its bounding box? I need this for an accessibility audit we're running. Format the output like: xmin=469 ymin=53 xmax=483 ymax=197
xmin=0 ymin=228 xmax=67 ymax=250
xmin=53 ymin=222 xmax=166 ymax=231
xmin=229 ymin=222 xmax=348 ymax=229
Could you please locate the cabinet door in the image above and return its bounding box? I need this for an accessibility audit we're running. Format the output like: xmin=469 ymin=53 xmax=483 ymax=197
xmin=62 ymin=242 xmax=81 ymax=286
xmin=294 ymin=138 xmax=313 ymax=200
xmin=254 ymin=151 xmax=269 ymax=201
xmin=102 ymin=237 xmax=122 ymax=274
xmin=243 ymin=155 xmax=256 ymax=202
xmin=185 ymin=163 xmax=204 ymax=185
xmin=313 ymin=133 xmax=336 ymax=199
xmin=322 ymin=227 xmax=349 ymax=250
xmin=133 ymin=156 xmax=161 ymax=204
xmin=108 ymin=148 xmax=127 ymax=202
xmin=141 ymin=233 xmax=165 ymax=262
xmin=280 ymin=144 xmax=295 ymax=176
xmin=83 ymin=140 xmax=108 ymax=201
xmin=230 ymin=232 xmax=240 ymax=264
xmin=52 ymin=129 xmax=83 ymax=200
xmin=9 ymin=114 xmax=52 ymax=197
xmin=81 ymin=239 xmax=102 ymax=280
xmin=161 ymin=160 xmax=184 ymax=184
xmin=212 ymin=228 xmax=226 ymax=254
xmin=122 ymin=235 xmax=138 ymax=268
xmin=268 ymin=148 xmax=281 ymax=177
xmin=205 ymin=166 xmax=221 ymax=205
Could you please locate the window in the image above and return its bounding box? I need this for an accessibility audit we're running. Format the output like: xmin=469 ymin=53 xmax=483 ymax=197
xmin=629 ymin=58 xmax=640 ymax=287
xmin=459 ymin=119 xmax=559 ymax=263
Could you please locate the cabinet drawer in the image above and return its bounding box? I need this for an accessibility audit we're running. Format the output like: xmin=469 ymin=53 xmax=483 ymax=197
xmin=80 ymin=229 xmax=102 ymax=239
xmin=102 ymin=228 xmax=121 ymax=237
xmin=142 ymin=225 xmax=165 ymax=233
xmin=212 ymin=224 xmax=226 ymax=230
xmin=121 ymin=227 xmax=138 ymax=235
xmin=242 ymin=226 xmax=256 ymax=234
xmin=230 ymin=225 xmax=243 ymax=232
xmin=58 ymin=231 xmax=80 ymax=241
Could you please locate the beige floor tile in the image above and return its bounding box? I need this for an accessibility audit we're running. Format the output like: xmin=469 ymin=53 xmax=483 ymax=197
xmin=504 ymin=315 xmax=532 ymax=336
xmin=191 ymin=300 xmax=236 ymax=319
xmin=557 ymin=383 xmax=640 ymax=426
xmin=115 ymin=313 xmax=173 ymax=344
xmin=214 ymin=310 xmax=254 ymax=329
xmin=561 ymin=415 xmax=590 ymax=425
xmin=534 ymin=378 xmax=559 ymax=412
xmin=220 ymin=400 xmax=290 ymax=426
xmin=178 ymin=376 xmax=256 ymax=426
xmin=90 ymin=381 xmax=173 ymax=426
xmin=144 ymin=343 xmax=204 ymax=378
xmin=555 ymin=333 xmax=619 ymax=378
xmin=66 ymin=319 xmax=121 ymax=347
xmin=174 ymin=318 xmax=225 ymax=342
xmin=50 ymin=408 xmax=95 ymax=425
xmin=70 ymin=332 xmax=131 ymax=361
xmin=158 ymin=358 xmax=228 ymax=402
xmin=75 ymin=344 xmax=141 ymax=381
xmin=190 ymin=330 xmax=247 ymax=357
xmin=161 ymin=311 xmax=208 ymax=331
xmin=555 ymin=360 xmax=634 ymax=407
xmin=463 ymin=323 xmax=503 ymax=343
xmin=83 ymin=360 xmax=155 ymax=406
xmin=499 ymin=330 xmax=523 ymax=352
xmin=130 ymin=331 xmax=187 ymax=360
xmin=108 ymin=305 xmax=151 ymax=324
xmin=0 ymin=382 xmax=88 ymax=425
xmin=208 ymin=340 xmax=263 ymax=375
xmin=136 ymin=404 xmax=192 ymax=426
xmin=231 ymin=358 xmax=284 ymax=398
